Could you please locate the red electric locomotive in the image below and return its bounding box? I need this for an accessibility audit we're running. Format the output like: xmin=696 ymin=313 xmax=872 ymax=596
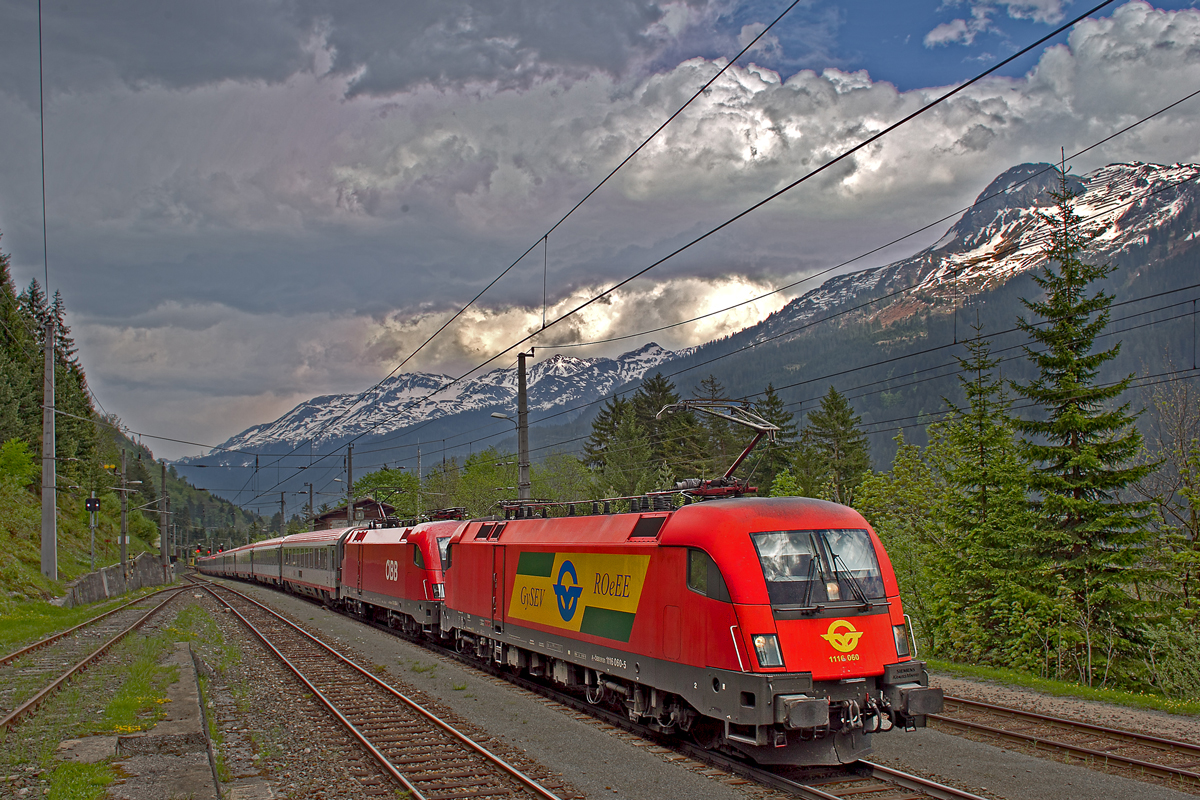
xmin=340 ymin=521 xmax=460 ymax=632
xmin=438 ymin=496 xmax=941 ymax=765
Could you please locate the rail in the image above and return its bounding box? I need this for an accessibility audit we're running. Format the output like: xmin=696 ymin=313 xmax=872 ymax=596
xmin=200 ymin=581 xmax=564 ymax=800
xmin=932 ymin=695 xmax=1200 ymax=787
xmin=1 ymin=588 xmax=186 ymax=729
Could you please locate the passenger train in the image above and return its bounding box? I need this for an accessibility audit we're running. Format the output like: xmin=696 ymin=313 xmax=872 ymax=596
xmin=197 ymin=495 xmax=942 ymax=765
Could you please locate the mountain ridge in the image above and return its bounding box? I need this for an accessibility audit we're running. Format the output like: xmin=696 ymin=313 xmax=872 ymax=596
xmin=179 ymin=159 xmax=1200 ymax=503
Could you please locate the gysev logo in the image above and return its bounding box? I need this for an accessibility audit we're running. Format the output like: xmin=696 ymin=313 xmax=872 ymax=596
xmin=510 ymin=552 xmax=650 ymax=642
xmin=554 ymin=561 xmax=583 ymax=621
xmin=821 ymin=619 xmax=863 ymax=653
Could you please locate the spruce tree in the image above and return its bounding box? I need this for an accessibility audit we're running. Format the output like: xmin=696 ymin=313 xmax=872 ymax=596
xmin=631 ymin=373 xmax=703 ymax=476
xmin=598 ymin=413 xmax=654 ymax=497
xmin=583 ymin=395 xmax=630 ymax=471
xmin=691 ymin=374 xmax=740 ymax=477
xmin=747 ymin=383 xmax=798 ymax=491
xmin=803 ymin=386 xmax=870 ymax=505
xmin=1011 ymin=170 xmax=1153 ymax=682
xmin=932 ymin=324 xmax=1039 ymax=665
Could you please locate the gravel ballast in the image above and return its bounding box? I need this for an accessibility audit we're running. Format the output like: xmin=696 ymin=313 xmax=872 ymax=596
xmin=205 ymin=579 xmax=1200 ymax=799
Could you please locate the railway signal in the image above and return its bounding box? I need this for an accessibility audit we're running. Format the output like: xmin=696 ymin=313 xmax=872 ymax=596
xmin=85 ymin=493 xmax=100 ymax=571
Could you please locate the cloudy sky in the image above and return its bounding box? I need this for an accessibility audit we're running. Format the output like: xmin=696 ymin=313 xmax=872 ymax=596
xmin=1 ymin=0 xmax=1199 ymax=460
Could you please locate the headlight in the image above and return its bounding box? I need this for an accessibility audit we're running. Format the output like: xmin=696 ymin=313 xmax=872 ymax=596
xmin=432 ymin=583 xmax=445 ymax=599
xmin=752 ymin=634 xmax=784 ymax=668
xmin=826 ymin=581 xmax=841 ymax=601
xmin=893 ymin=624 xmax=911 ymax=658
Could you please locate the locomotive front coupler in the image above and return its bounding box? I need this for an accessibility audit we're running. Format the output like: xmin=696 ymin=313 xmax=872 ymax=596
xmin=881 ymin=661 xmax=944 ymax=729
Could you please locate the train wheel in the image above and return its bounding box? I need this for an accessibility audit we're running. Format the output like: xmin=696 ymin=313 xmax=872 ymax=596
xmin=690 ymin=718 xmax=722 ymax=750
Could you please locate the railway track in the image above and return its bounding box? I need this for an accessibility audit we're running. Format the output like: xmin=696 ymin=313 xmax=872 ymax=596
xmin=200 ymin=581 xmax=566 ymax=800
xmin=196 ymin=575 xmax=987 ymax=800
xmin=315 ymin=598 xmax=991 ymax=800
xmin=930 ymin=695 xmax=1200 ymax=791
xmin=469 ymin=660 xmax=989 ymax=800
xmin=0 ymin=586 xmax=187 ymax=729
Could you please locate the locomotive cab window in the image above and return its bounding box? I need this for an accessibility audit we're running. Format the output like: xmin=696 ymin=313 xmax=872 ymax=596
xmin=687 ymin=549 xmax=730 ymax=602
xmin=414 ymin=545 xmax=425 ymax=568
xmin=752 ymin=529 xmax=885 ymax=607
xmin=436 ymin=536 xmax=451 ymax=568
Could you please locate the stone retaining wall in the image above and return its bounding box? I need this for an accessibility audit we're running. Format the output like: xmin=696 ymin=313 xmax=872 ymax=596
xmin=63 ymin=553 xmax=175 ymax=607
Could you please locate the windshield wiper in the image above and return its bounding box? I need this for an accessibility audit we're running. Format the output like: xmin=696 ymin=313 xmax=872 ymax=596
xmin=830 ymin=550 xmax=872 ymax=609
xmin=801 ymin=555 xmax=819 ymax=610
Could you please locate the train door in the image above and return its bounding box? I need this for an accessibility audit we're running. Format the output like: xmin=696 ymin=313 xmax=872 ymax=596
xmin=356 ymin=542 xmax=364 ymax=595
xmin=491 ymin=546 xmax=505 ymax=635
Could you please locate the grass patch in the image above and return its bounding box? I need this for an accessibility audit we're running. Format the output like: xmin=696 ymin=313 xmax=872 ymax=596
xmin=248 ymin=725 xmax=283 ymax=763
xmin=0 ymin=586 xmax=164 ymax=654
xmin=47 ymin=761 xmax=114 ymax=800
xmin=0 ymin=478 xmax=160 ymax=603
xmin=176 ymin=596 xmax=239 ymax=781
xmin=929 ymin=658 xmax=1200 ymax=717
xmin=452 ymin=682 xmax=467 ymax=691
xmin=0 ymin=605 xmax=196 ymax=799
xmin=410 ymin=660 xmax=436 ymax=675
xmin=99 ymin=635 xmax=176 ymax=734
xmin=167 ymin=604 xmax=224 ymax=648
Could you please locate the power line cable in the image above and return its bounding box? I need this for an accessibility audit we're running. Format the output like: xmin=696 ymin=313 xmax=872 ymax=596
xmin=47 ymin=405 xmax=263 ymax=457
xmin=244 ymin=1 xmax=811 ymax=474
xmin=241 ymin=1 xmax=1131 ymax=503
xmin=339 ymin=144 xmax=1200 ymax=466
xmin=470 ymin=283 xmax=1200 ymax=465
xmin=267 ymin=203 xmax=1200 ymax=488
xmin=547 ymin=85 xmax=1200 ymax=353
xmin=38 ymin=0 xmax=49 ymax=292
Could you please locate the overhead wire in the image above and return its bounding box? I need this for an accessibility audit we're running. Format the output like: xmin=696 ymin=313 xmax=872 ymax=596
xmin=391 ymin=279 xmax=1200 ymax=469
xmin=47 ymin=405 xmax=263 ymax=457
xmin=235 ymin=0 xmax=812 ymax=481
xmin=546 ymin=84 xmax=1200 ymax=353
xmin=358 ymin=172 xmax=1200 ymax=467
xmin=241 ymin=0 xmax=1132 ymax=504
xmin=331 ymin=156 xmax=1200 ymax=469
xmin=245 ymin=156 xmax=1199 ymax=497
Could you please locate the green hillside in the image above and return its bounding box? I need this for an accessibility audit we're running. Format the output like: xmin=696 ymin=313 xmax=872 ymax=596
xmin=0 ymin=235 xmax=262 ymax=602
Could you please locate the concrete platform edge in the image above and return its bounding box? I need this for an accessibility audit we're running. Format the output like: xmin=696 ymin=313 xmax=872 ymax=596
xmin=190 ymin=644 xmax=224 ymax=799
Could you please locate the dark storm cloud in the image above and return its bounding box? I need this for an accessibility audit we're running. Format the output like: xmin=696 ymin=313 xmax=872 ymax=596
xmin=0 ymin=0 xmax=311 ymax=104
xmin=304 ymin=0 xmax=696 ymax=95
xmin=2 ymin=0 xmax=1199 ymax=460
xmin=0 ymin=0 xmax=718 ymax=106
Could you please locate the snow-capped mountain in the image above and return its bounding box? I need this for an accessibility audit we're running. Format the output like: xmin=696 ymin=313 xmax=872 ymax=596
xmin=192 ymin=342 xmax=679 ymax=461
xmin=744 ymin=161 xmax=1200 ymax=343
xmin=182 ymin=160 xmax=1197 ymax=495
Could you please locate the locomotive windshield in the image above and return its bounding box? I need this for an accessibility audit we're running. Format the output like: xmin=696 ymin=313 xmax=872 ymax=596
xmin=436 ymin=536 xmax=451 ymax=567
xmin=751 ymin=529 xmax=885 ymax=606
